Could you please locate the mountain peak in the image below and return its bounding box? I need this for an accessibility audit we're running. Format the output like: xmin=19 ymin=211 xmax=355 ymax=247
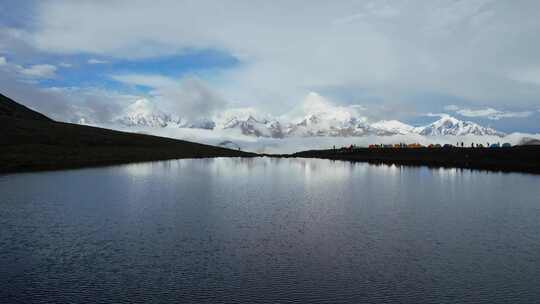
xmin=111 ymin=100 xmax=506 ymax=138
xmin=125 ymin=99 xmax=159 ymax=116
xmin=420 ymin=114 xmax=504 ymax=137
xmin=432 ymin=114 xmax=461 ymax=125
xmin=116 ymin=99 xmax=176 ymax=128
xmin=371 ymin=120 xmax=415 ymax=135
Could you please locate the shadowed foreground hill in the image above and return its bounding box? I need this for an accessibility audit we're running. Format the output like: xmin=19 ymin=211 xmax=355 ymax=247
xmin=0 ymin=93 xmax=54 ymax=122
xmin=293 ymin=146 xmax=540 ymax=174
xmin=0 ymin=93 xmax=255 ymax=173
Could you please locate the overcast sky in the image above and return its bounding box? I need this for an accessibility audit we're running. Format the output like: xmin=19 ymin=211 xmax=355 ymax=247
xmin=1 ymin=0 xmax=539 ymax=132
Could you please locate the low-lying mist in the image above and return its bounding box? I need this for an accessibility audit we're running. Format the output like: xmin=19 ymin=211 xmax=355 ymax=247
xmin=98 ymin=123 xmax=540 ymax=154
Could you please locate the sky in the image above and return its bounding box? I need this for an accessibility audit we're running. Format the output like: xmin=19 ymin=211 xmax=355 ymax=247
xmin=1 ymin=0 xmax=540 ymax=133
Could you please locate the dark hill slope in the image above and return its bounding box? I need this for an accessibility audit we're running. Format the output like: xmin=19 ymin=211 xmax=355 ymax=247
xmin=0 ymin=93 xmax=53 ymax=122
xmin=0 ymin=93 xmax=255 ymax=173
xmin=519 ymin=137 xmax=540 ymax=146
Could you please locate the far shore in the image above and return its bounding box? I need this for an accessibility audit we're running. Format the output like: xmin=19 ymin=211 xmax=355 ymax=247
xmin=287 ymin=145 xmax=540 ymax=174
xmin=2 ymin=92 xmax=539 ymax=175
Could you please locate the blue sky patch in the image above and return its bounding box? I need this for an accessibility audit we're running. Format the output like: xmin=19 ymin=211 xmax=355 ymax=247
xmin=38 ymin=49 xmax=240 ymax=91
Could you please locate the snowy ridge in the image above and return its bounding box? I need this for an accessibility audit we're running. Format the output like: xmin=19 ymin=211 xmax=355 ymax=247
xmin=113 ymin=99 xmax=506 ymax=138
xmin=115 ymin=99 xmax=177 ymax=128
xmin=220 ymin=114 xmax=506 ymax=138
xmin=114 ymin=99 xmax=214 ymax=129
xmin=371 ymin=120 xmax=415 ymax=135
xmin=418 ymin=115 xmax=505 ymax=137
xmin=283 ymin=92 xmax=371 ymax=137
xmin=222 ymin=115 xmax=283 ymax=138
xmin=215 ymin=108 xmax=284 ymax=138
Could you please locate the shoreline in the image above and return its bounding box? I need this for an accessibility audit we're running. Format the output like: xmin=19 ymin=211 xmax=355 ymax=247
xmin=4 ymin=144 xmax=540 ymax=175
xmin=0 ymin=151 xmax=257 ymax=175
xmin=2 ymin=93 xmax=539 ymax=175
xmin=289 ymin=146 xmax=540 ymax=174
xmin=0 ymin=116 xmax=255 ymax=175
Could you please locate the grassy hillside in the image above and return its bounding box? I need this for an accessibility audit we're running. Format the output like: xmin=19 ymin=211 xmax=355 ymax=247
xmin=0 ymin=93 xmax=255 ymax=173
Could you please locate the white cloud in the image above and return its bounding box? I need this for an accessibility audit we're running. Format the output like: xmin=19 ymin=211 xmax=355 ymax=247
xmin=509 ymin=67 xmax=540 ymax=86
xmin=425 ymin=113 xmax=448 ymax=118
xmin=18 ymin=64 xmax=57 ymax=78
xmin=47 ymin=87 xmax=137 ymax=123
xmin=456 ymin=108 xmax=498 ymax=118
xmin=500 ymin=112 xmax=534 ymax=119
xmin=444 ymin=105 xmax=460 ymax=111
xmin=0 ymin=68 xmax=138 ymax=123
xmin=285 ymin=92 xmax=366 ymax=123
xmin=19 ymin=0 xmax=540 ymax=113
xmin=458 ymin=108 xmax=533 ymax=120
xmin=0 ymin=0 xmax=539 ymax=133
xmin=59 ymin=62 xmax=72 ymax=68
xmin=111 ymin=74 xmax=178 ymax=88
xmin=111 ymin=73 xmax=226 ymax=122
xmin=87 ymin=58 xmax=108 ymax=64
xmin=156 ymin=77 xmax=227 ymax=121
xmin=349 ymin=104 xmax=367 ymax=111
xmin=447 ymin=106 xmax=534 ymax=120
xmin=0 ymin=57 xmax=57 ymax=79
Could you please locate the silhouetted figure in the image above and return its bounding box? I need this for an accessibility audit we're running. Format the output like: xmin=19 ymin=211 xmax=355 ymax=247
xmin=461 ymin=142 xmax=464 ymax=147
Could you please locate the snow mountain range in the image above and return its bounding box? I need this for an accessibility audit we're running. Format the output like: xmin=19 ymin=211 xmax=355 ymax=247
xmin=219 ymin=115 xmax=284 ymax=138
xmin=113 ymin=99 xmax=505 ymax=138
xmin=114 ymin=99 xmax=215 ymax=129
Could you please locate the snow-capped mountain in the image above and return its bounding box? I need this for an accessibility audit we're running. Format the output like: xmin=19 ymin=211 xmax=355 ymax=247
xmin=417 ymin=115 xmax=505 ymax=137
xmin=215 ymin=108 xmax=284 ymax=138
xmin=283 ymin=92 xmax=375 ymax=137
xmin=218 ymin=113 xmax=505 ymax=138
xmin=115 ymin=99 xmax=177 ymax=128
xmin=220 ymin=115 xmax=282 ymax=138
xmin=115 ymin=99 xmax=214 ymax=129
xmin=371 ymin=120 xmax=415 ymax=135
xmin=183 ymin=118 xmax=216 ymax=130
xmin=112 ymin=99 xmax=505 ymax=138
xmin=285 ymin=114 xmax=373 ymax=137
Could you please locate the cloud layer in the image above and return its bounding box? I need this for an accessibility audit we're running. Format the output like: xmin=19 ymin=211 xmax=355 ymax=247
xmin=444 ymin=105 xmax=533 ymax=120
xmin=21 ymin=1 xmax=540 ymax=108
xmin=1 ymin=0 xmax=540 ymax=133
xmin=111 ymin=74 xmax=226 ymax=122
xmin=0 ymin=56 xmax=57 ymax=80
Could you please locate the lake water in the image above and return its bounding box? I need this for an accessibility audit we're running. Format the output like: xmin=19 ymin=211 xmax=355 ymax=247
xmin=1 ymin=157 xmax=540 ymax=303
